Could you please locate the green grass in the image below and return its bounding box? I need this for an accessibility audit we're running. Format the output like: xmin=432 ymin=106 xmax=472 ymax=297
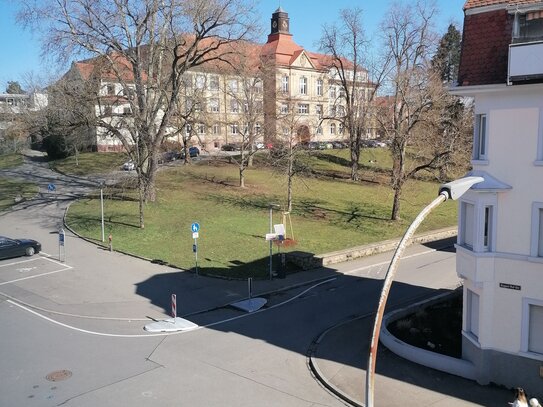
xmin=0 ymin=153 xmax=23 ymax=169
xmin=51 ymin=152 xmax=128 ymax=175
xmin=66 ymin=158 xmax=458 ymax=279
xmin=0 ymin=178 xmax=39 ymax=212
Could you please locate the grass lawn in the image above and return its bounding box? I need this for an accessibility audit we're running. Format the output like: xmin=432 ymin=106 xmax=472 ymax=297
xmin=0 ymin=153 xmax=23 ymax=169
xmin=66 ymin=154 xmax=458 ymax=279
xmin=51 ymin=152 xmax=129 ymax=175
xmin=0 ymin=153 xmax=38 ymax=211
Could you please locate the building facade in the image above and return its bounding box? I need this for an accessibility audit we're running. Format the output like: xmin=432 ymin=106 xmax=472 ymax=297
xmin=452 ymin=0 xmax=543 ymax=395
xmin=63 ymin=8 xmax=375 ymax=152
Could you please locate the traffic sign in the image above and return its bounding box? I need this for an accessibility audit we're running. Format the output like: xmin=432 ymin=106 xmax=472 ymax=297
xmin=192 ymin=232 xmax=199 ymax=239
xmin=59 ymin=228 xmax=65 ymax=246
xmin=191 ymin=222 xmax=200 ymax=233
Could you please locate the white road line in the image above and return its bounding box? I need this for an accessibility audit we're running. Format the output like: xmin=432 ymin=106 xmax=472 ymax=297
xmin=0 ymin=268 xmax=71 ymax=286
xmin=5 ymin=278 xmax=337 ymax=338
xmin=0 ymin=257 xmax=42 ymax=268
xmin=342 ymin=247 xmax=443 ymax=277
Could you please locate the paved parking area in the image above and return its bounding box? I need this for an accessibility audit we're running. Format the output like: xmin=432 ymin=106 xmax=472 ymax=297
xmin=0 ymin=254 xmax=72 ymax=287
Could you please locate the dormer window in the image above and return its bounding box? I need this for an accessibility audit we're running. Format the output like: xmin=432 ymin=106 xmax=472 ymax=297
xmin=513 ymin=11 xmax=543 ymax=43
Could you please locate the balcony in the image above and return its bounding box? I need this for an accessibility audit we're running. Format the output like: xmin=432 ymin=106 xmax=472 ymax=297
xmin=508 ymin=41 xmax=543 ymax=84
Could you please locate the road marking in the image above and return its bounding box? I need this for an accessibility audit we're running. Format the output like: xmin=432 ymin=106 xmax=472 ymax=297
xmin=0 ymin=257 xmax=42 ymax=268
xmin=342 ymin=247 xmax=445 ymax=277
xmin=6 ymin=278 xmax=337 ymax=338
xmin=16 ymin=267 xmax=36 ymax=273
xmin=0 ymin=266 xmax=72 ymax=286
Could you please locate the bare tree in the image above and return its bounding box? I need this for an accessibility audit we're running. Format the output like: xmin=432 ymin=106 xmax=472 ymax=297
xmin=319 ymin=8 xmax=385 ymax=181
xmin=18 ymin=0 xmax=257 ymax=228
xmin=376 ymin=1 xmax=445 ymax=221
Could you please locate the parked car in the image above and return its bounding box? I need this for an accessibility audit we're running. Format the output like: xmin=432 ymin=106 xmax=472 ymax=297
xmin=189 ymin=146 xmax=200 ymax=157
xmin=221 ymin=144 xmax=238 ymax=151
xmin=331 ymin=141 xmax=346 ymax=149
xmin=0 ymin=236 xmax=41 ymax=259
xmin=122 ymin=161 xmax=135 ymax=171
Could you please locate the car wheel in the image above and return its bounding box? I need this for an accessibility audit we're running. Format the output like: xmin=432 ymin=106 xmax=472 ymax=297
xmin=26 ymin=247 xmax=35 ymax=256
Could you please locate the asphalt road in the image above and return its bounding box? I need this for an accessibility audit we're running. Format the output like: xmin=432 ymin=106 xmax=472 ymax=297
xmin=0 ymin=151 xmax=473 ymax=407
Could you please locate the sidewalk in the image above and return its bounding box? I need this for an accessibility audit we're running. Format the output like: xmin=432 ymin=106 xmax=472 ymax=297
xmin=309 ymin=307 xmax=513 ymax=407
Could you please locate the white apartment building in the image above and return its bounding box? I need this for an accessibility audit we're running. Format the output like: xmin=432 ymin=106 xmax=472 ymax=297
xmin=451 ymin=0 xmax=543 ymax=396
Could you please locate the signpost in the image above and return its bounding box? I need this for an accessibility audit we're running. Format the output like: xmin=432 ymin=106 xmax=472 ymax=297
xmin=171 ymin=294 xmax=177 ymax=319
xmin=58 ymin=227 xmax=65 ymax=262
xmin=191 ymin=223 xmax=200 ymax=275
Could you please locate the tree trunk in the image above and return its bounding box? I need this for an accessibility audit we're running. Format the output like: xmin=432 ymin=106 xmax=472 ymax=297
xmin=138 ymin=178 xmax=145 ymax=229
xmin=350 ymin=144 xmax=360 ymax=181
xmin=391 ymin=185 xmax=402 ymax=221
xmin=287 ymin=152 xmax=294 ymax=212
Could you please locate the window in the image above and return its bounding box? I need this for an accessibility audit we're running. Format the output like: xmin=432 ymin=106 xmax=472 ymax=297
xmin=185 ymin=124 xmax=192 ymax=136
xmin=228 ymin=79 xmax=238 ymax=93
xmin=338 ymin=105 xmax=346 ymax=116
xmin=298 ymin=103 xmax=309 ymax=114
xmin=474 ymin=114 xmax=487 ymax=160
xmin=254 ymin=80 xmax=263 ymax=94
xmin=230 ymin=123 xmax=239 ymax=134
xmin=209 ymin=99 xmax=219 ymax=113
xmin=513 ymin=12 xmax=543 ymax=43
xmin=123 ymin=106 xmax=131 ymax=115
xmin=483 ymin=206 xmax=493 ymax=251
xmin=528 ymin=304 xmax=543 ymax=354
xmin=316 ymin=126 xmax=323 ymax=135
xmin=281 ymin=76 xmax=289 ymax=93
xmin=103 ymin=105 xmax=112 ymax=115
xmin=329 ymin=105 xmax=336 ymax=117
xmin=467 ymin=289 xmax=480 ymax=339
xmin=460 ymin=202 xmax=475 ymax=249
xmin=329 ymin=86 xmax=336 ymax=99
xmin=339 ymin=123 xmax=344 ymax=134
xmin=255 ymin=123 xmax=261 ymax=134
xmin=280 ymin=103 xmax=288 ymax=114
xmin=243 ymin=102 xmax=249 ymax=113
xmin=230 ymin=99 xmax=240 ymax=113
xmin=300 ymin=77 xmax=307 ymax=95
xmin=330 ymin=123 xmax=336 ymax=135
xmin=197 ymin=124 xmax=205 ymax=135
xmin=212 ymin=124 xmax=220 ymax=135
xmin=106 ymin=84 xmax=115 ymax=95
xmin=209 ymin=75 xmax=219 ymax=91
xmin=283 ymin=127 xmax=290 ymax=136
xmin=316 ymin=104 xmax=323 ymax=117
xmin=195 ymin=75 xmax=205 ymax=89
xmin=316 ymin=79 xmax=323 ymax=96
xmin=531 ymin=203 xmax=543 ymax=257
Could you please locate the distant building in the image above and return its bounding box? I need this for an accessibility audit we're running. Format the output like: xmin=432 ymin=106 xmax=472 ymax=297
xmin=451 ymin=0 xmax=543 ymax=395
xmin=61 ymin=8 xmax=375 ymax=152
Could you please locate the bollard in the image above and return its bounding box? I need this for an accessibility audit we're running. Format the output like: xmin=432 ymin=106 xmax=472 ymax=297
xmin=108 ymin=233 xmax=112 ymax=252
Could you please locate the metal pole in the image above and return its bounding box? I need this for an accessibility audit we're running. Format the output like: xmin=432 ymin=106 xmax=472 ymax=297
xmin=100 ymin=187 xmax=105 ymax=242
xmin=365 ymin=193 xmax=447 ymax=407
xmin=269 ymin=206 xmax=273 ymax=280
xmin=194 ymin=238 xmax=198 ymax=276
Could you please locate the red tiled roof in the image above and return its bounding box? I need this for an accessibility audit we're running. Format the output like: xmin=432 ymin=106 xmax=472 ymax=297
xmin=464 ymin=0 xmax=541 ymax=10
xmin=458 ymin=8 xmax=512 ymax=85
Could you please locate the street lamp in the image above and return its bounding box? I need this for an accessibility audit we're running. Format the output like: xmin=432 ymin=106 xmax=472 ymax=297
xmin=100 ymin=181 xmax=105 ymax=242
xmin=268 ymin=203 xmax=281 ymax=280
xmin=365 ymin=176 xmax=484 ymax=407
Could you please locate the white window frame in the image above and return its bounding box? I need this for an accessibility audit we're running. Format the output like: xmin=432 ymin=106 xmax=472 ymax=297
xmin=483 ymin=205 xmax=493 ymax=252
xmin=209 ymin=75 xmax=219 ymax=91
xmin=316 ymin=126 xmax=323 ymax=135
xmin=197 ymin=123 xmax=205 ymax=135
xmin=230 ymin=99 xmax=240 ymax=113
xmin=228 ymin=79 xmax=238 ymax=93
xmin=230 ymin=123 xmax=239 ymax=135
xmin=316 ymin=79 xmax=323 ymax=96
xmin=329 ymin=86 xmax=336 ymax=99
xmin=209 ymin=98 xmax=219 ymax=113
xmin=316 ymin=104 xmax=323 ymax=117
xmin=298 ymin=103 xmax=309 ymax=114
xmin=473 ymin=113 xmax=488 ymax=162
xmin=299 ymin=77 xmax=307 ymax=95
xmin=212 ymin=123 xmax=220 ymax=135
xmin=459 ymin=201 xmax=475 ymax=250
xmin=330 ymin=123 xmax=336 ymax=135
xmin=281 ymin=76 xmax=289 ymax=93
xmin=530 ymin=202 xmax=543 ymax=258
xmin=466 ymin=288 xmax=480 ymax=340
xmin=195 ymin=75 xmax=206 ymax=90
xmin=521 ymin=298 xmax=543 ymax=358
xmin=280 ymin=103 xmax=288 ymax=114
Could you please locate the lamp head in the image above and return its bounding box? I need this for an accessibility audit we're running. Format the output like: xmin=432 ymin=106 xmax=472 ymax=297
xmin=439 ymin=176 xmax=484 ymax=200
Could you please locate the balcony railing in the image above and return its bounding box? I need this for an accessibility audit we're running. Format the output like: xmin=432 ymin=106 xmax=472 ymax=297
xmin=508 ymin=40 xmax=543 ymax=84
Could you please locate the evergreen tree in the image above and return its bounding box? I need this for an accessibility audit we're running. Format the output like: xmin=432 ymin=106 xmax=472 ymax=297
xmin=6 ymin=81 xmax=24 ymax=94
xmin=432 ymin=24 xmax=461 ymax=83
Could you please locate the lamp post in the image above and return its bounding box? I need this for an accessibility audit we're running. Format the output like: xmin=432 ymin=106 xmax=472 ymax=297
xmin=268 ymin=203 xmax=281 ymax=280
xmin=100 ymin=182 xmax=105 ymax=242
xmin=365 ymin=176 xmax=484 ymax=407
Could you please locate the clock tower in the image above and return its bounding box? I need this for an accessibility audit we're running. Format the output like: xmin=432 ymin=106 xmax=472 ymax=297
xmin=270 ymin=7 xmax=290 ymax=35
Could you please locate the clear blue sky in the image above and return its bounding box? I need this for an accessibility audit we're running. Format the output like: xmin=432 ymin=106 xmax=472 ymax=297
xmin=0 ymin=0 xmax=466 ymax=92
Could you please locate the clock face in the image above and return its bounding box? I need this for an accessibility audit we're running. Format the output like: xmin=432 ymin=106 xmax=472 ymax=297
xmin=272 ymin=20 xmax=277 ymax=29
xmin=281 ymin=20 xmax=288 ymax=30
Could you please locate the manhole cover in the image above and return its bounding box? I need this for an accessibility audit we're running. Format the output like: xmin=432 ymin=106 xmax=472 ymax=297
xmin=45 ymin=370 xmax=72 ymax=382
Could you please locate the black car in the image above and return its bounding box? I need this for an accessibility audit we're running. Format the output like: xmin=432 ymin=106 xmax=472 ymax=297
xmin=0 ymin=236 xmax=41 ymax=259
